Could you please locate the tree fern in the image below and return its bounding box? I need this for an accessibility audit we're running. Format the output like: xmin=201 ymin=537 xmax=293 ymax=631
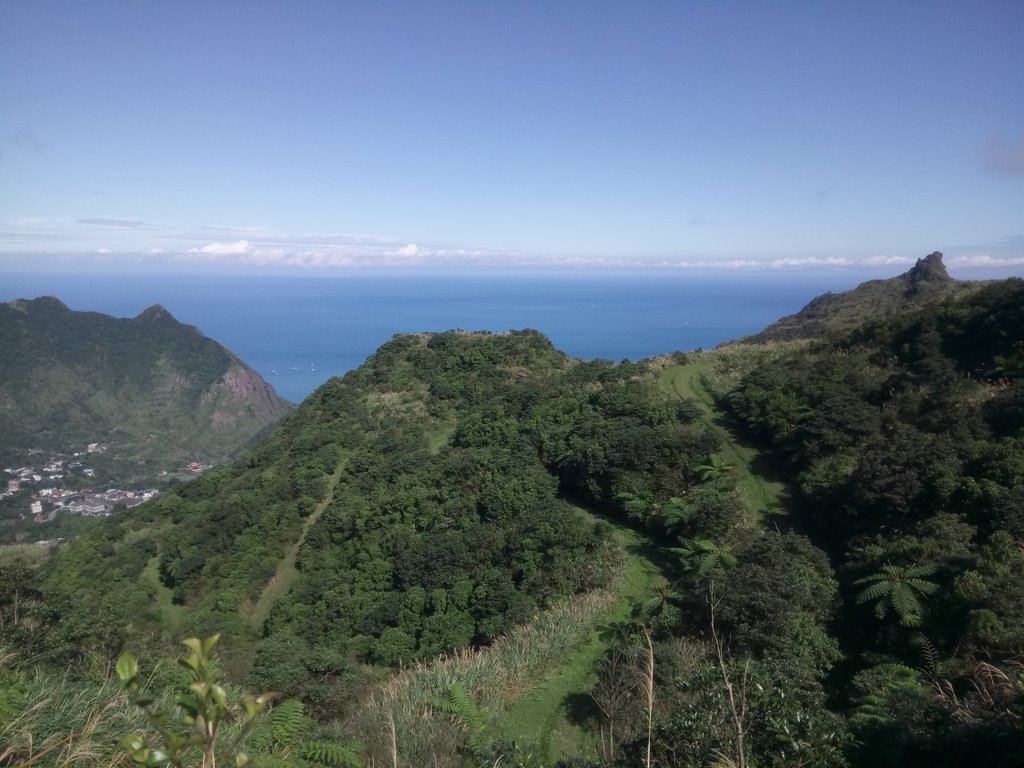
xmin=697 ymin=453 xmax=734 ymax=481
xmin=657 ymin=497 xmax=696 ymax=532
xmin=298 ymin=741 xmax=363 ymax=767
xmin=855 ymin=563 xmax=938 ymax=627
xmin=247 ymin=699 xmax=360 ymax=768
xmin=673 ymin=538 xmax=737 ymax=576
xmin=851 ymin=664 xmax=921 ymax=728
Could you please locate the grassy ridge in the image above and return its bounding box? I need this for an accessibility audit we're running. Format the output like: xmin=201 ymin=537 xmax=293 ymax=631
xmin=658 ymin=353 xmax=788 ymax=517
xmin=341 ymin=511 xmax=669 ymax=764
xmin=142 ymin=555 xmax=187 ymax=633
xmin=501 ymin=523 xmax=667 ymax=760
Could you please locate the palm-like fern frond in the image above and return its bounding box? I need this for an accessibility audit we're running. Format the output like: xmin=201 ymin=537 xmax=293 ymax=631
xmin=672 ymin=538 xmax=737 ymax=575
xmin=658 ymin=497 xmax=695 ymax=532
xmin=298 ymin=741 xmax=363 ymax=767
xmin=436 ymin=683 xmax=490 ymax=754
xmin=249 ymin=697 xmax=309 ymax=752
xmin=855 ymin=563 xmax=938 ymax=627
xmin=247 ymin=699 xmax=359 ymax=767
xmin=697 ymin=453 xmax=735 ymax=481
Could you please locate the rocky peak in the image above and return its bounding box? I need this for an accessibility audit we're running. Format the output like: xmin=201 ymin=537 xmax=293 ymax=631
xmin=907 ymin=251 xmax=950 ymax=284
xmin=136 ymin=304 xmax=176 ymax=323
xmin=903 ymin=251 xmax=950 ymax=297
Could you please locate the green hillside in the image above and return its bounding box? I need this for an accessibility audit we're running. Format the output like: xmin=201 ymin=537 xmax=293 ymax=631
xmin=734 ymin=252 xmax=984 ymax=344
xmin=3 ymin=278 xmax=1024 ymax=767
xmin=0 ymin=296 xmax=293 ymax=474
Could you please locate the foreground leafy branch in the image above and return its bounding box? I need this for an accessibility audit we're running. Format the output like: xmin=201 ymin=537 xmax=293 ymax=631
xmin=117 ymin=635 xmax=273 ymax=768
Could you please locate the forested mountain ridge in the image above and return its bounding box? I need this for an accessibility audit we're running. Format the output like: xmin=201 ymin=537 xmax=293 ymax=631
xmin=734 ymin=251 xmax=985 ymax=344
xmin=0 ymin=296 xmax=293 ymax=472
xmin=726 ymin=277 xmax=1024 ymax=765
xmin=3 ymin=278 xmax=1024 ymax=766
xmin=9 ymin=328 xmax=747 ymax=763
xmin=35 ymin=331 xmax=720 ymax=670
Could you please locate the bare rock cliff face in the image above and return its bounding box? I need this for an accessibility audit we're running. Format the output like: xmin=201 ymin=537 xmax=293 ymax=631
xmin=215 ymin=367 xmax=292 ymax=425
xmin=905 ymin=251 xmax=952 ymax=295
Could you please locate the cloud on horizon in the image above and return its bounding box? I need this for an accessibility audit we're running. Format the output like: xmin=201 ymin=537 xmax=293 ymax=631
xmin=864 ymin=254 xmax=915 ymax=266
xmin=77 ymin=218 xmax=152 ymax=229
xmin=189 ymin=239 xmax=255 ymax=256
xmin=1 ymin=216 xmax=1022 ymax=276
xmin=948 ymin=254 xmax=1024 ymax=267
xmin=5 ymin=240 xmax=1023 ymax=275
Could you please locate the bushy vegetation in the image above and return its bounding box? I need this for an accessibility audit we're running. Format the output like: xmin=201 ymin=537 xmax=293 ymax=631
xmin=4 ymin=277 xmax=1024 ymax=765
xmin=726 ymin=278 xmax=1024 ymax=765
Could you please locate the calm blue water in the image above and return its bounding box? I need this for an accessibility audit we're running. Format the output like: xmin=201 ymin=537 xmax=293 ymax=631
xmin=0 ymin=271 xmax=860 ymax=403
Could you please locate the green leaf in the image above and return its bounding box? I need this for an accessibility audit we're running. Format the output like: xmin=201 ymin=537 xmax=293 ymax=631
xmin=117 ymin=652 xmax=139 ymax=686
xmin=182 ymin=637 xmax=203 ymax=657
xmin=201 ymin=634 xmax=221 ymax=656
xmin=175 ymin=692 xmax=199 ymax=716
xmin=211 ymin=684 xmax=228 ymax=709
xmin=243 ymin=697 xmax=260 ymax=721
xmin=122 ymin=734 xmax=146 ymax=753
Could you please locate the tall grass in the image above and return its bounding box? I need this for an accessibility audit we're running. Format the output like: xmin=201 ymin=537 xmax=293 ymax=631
xmin=347 ymin=588 xmax=619 ymax=765
xmin=0 ymin=669 xmax=141 ymax=768
xmin=0 ymin=543 xmax=55 ymax=568
xmin=0 ymin=654 xmax=275 ymax=768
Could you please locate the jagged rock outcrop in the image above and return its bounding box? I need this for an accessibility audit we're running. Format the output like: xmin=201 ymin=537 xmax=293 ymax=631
xmin=905 ymin=251 xmax=951 ymax=295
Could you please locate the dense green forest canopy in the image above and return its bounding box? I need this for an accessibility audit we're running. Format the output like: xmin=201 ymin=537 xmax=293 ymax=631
xmin=23 ymin=330 xmax=722 ymax=678
xmin=3 ymin=277 xmax=1024 ymax=766
xmin=726 ymin=278 xmax=1024 ymax=765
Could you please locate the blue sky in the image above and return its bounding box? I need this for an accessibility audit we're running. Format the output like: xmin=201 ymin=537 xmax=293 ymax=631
xmin=1 ymin=0 xmax=1022 ymax=276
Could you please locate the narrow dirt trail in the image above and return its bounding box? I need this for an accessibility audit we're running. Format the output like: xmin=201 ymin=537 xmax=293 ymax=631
xmin=245 ymin=457 xmax=348 ymax=629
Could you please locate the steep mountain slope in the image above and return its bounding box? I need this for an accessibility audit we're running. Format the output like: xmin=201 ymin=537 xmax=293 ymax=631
xmin=8 ymin=278 xmax=1024 ymax=767
xmin=0 ymin=296 xmax=293 ymax=471
xmin=734 ymin=251 xmax=984 ymax=343
xmin=36 ymin=330 xmax=724 ymax=693
xmin=726 ymin=278 xmax=1024 ymax=765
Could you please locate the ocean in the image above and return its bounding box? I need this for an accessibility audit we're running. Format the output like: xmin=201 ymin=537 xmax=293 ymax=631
xmin=0 ymin=271 xmax=861 ymax=403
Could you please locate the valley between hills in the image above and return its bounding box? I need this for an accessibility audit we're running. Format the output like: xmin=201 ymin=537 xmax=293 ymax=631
xmin=2 ymin=254 xmax=1024 ymax=767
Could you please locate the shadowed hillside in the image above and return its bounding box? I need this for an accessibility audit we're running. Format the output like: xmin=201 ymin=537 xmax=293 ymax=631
xmin=0 ymin=296 xmax=293 ymax=473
